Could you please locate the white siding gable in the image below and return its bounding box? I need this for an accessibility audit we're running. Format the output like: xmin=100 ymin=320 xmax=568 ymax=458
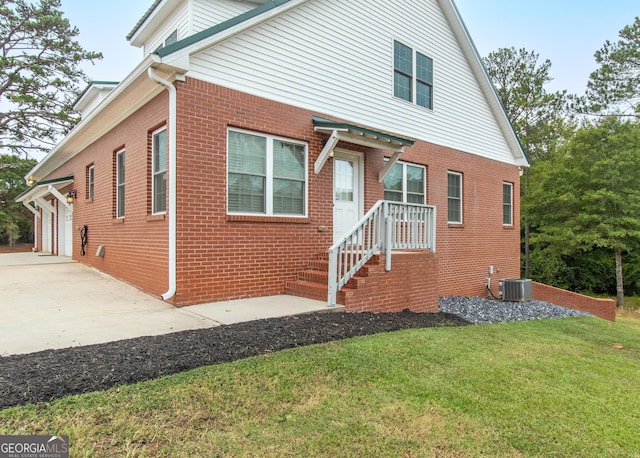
xmin=187 ymin=0 xmax=519 ymax=165
xmin=143 ymin=1 xmax=190 ymax=55
xmin=192 ymin=0 xmax=258 ymax=34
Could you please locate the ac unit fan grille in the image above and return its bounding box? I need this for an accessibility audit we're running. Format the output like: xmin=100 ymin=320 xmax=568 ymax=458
xmin=499 ymin=279 xmax=532 ymax=302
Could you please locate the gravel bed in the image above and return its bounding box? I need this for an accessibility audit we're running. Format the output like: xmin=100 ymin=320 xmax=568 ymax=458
xmin=439 ymin=296 xmax=593 ymax=324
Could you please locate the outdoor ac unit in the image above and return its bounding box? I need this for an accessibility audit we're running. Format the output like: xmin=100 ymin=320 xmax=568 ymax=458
xmin=499 ymin=279 xmax=533 ymax=302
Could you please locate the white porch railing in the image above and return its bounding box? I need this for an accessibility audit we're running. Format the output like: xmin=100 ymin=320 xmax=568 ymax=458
xmin=328 ymin=200 xmax=436 ymax=307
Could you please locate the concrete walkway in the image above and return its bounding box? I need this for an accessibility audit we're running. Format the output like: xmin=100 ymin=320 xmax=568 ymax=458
xmin=0 ymin=252 xmax=338 ymax=356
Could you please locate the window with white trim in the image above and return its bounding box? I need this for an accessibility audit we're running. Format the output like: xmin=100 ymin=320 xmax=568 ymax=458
xmin=227 ymin=129 xmax=307 ymax=216
xmin=116 ymin=149 xmax=125 ymax=218
xmin=447 ymin=171 xmax=462 ymax=224
xmin=152 ymin=128 xmax=167 ymax=214
xmin=503 ymin=182 xmax=513 ymax=226
xmin=394 ymin=40 xmax=434 ymax=109
xmin=87 ymin=165 xmax=94 ymax=199
xmin=383 ymin=161 xmax=426 ymax=204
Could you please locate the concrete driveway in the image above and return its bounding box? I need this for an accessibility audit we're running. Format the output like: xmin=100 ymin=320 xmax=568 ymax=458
xmin=0 ymin=253 xmax=333 ymax=356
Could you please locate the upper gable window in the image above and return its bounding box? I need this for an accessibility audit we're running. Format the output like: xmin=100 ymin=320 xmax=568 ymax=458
xmin=155 ymin=30 xmax=178 ymax=53
xmin=394 ymin=40 xmax=433 ymax=110
xmin=164 ymin=29 xmax=178 ymax=47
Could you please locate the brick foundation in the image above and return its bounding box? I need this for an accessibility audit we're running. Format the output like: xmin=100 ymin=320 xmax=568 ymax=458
xmin=532 ymin=282 xmax=616 ymax=322
xmin=342 ymin=251 xmax=439 ymax=313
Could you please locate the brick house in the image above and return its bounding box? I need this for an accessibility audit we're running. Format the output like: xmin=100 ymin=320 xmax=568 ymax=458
xmin=17 ymin=0 xmax=529 ymax=313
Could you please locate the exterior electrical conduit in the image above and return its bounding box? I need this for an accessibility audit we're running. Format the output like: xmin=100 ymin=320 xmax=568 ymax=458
xmin=148 ymin=67 xmax=177 ymax=301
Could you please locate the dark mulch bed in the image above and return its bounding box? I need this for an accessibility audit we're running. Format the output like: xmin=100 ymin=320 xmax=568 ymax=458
xmin=0 ymin=311 xmax=468 ymax=410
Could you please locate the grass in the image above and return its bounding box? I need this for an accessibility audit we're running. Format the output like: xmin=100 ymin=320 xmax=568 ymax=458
xmin=2 ymin=317 xmax=640 ymax=457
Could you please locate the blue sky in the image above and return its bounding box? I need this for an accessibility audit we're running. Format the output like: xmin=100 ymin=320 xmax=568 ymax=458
xmin=60 ymin=0 xmax=638 ymax=95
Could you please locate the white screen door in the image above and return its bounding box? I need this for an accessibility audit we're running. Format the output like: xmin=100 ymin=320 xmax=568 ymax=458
xmin=333 ymin=151 xmax=362 ymax=243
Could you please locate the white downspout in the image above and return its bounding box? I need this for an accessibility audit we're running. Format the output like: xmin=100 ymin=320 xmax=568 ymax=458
xmin=148 ymin=67 xmax=178 ymax=301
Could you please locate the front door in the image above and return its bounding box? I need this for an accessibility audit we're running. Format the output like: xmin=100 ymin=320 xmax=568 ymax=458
xmin=333 ymin=151 xmax=363 ymax=243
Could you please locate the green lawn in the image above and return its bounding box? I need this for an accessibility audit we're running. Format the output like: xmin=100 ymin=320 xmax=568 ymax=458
xmin=2 ymin=317 xmax=639 ymax=457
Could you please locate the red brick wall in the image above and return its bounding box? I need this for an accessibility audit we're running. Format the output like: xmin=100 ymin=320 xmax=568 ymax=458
xmin=378 ymin=145 xmax=521 ymax=299
xmin=532 ymin=282 xmax=616 ymax=322
xmin=342 ymin=252 xmax=439 ymax=313
xmin=38 ymin=76 xmax=522 ymax=308
xmin=41 ymin=94 xmax=171 ymax=298
xmin=174 ymin=79 xmax=333 ymax=305
xmin=171 ymin=78 xmax=521 ymax=306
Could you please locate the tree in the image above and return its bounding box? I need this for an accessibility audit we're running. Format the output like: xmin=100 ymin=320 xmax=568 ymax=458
xmin=0 ymin=154 xmax=36 ymax=246
xmin=483 ymin=47 xmax=572 ymax=277
xmin=483 ymin=47 xmax=569 ymax=161
xmin=1 ymin=0 xmax=101 ymax=157
xmin=583 ymin=17 xmax=640 ymax=118
xmin=529 ymin=118 xmax=640 ymax=307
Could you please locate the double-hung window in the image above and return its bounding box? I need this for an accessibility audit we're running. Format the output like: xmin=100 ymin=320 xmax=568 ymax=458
xmin=152 ymin=128 xmax=167 ymax=214
xmin=87 ymin=165 xmax=94 ymax=199
xmin=383 ymin=161 xmax=426 ymax=204
xmin=227 ymin=129 xmax=307 ymax=216
xmin=503 ymin=182 xmax=513 ymax=226
xmin=115 ymin=149 xmax=125 ymax=218
xmin=447 ymin=171 xmax=462 ymax=224
xmin=394 ymin=40 xmax=433 ymax=109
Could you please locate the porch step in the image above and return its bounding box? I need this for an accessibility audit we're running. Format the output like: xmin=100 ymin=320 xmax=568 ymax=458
xmin=285 ymin=252 xmax=379 ymax=305
xmin=285 ymin=280 xmax=329 ymax=302
xmin=298 ymin=269 xmax=328 ymax=284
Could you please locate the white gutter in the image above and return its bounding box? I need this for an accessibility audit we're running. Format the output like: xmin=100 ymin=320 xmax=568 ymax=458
xmin=148 ymin=67 xmax=178 ymax=301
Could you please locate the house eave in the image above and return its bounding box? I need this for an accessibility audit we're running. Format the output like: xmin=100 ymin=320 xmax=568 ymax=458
xmin=25 ymin=57 xmax=188 ymax=183
xmin=73 ymin=81 xmax=119 ymax=113
xmin=127 ymin=0 xmax=181 ymax=48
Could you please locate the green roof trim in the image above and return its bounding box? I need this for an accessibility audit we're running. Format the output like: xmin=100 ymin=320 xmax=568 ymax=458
xmin=312 ymin=116 xmax=415 ymax=146
xmin=156 ymin=0 xmax=292 ymax=58
xmin=14 ymin=175 xmax=74 ymax=202
xmin=37 ymin=174 xmax=74 ymax=186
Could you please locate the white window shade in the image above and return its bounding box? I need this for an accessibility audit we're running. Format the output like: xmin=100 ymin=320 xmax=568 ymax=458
xmin=228 ymin=129 xmax=307 ymax=216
